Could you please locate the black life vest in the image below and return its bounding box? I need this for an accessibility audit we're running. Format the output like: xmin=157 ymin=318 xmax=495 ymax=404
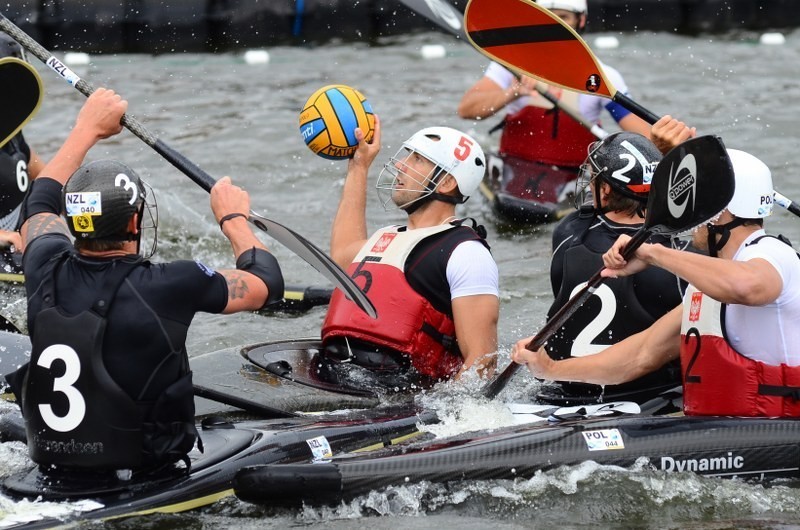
xmin=0 ymin=133 xmax=30 ymax=229
xmin=543 ymin=212 xmax=681 ymax=403
xmin=19 ymin=253 xmax=199 ymax=470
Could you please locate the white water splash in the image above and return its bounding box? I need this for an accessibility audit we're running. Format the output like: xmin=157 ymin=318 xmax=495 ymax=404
xmin=413 ymin=358 xmax=547 ymax=439
xmin=0 ymin=402 xmax=105 ymax=527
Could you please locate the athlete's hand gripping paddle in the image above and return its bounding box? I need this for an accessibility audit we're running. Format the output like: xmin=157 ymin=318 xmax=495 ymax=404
xmin=463 ymin=0 xmax=799 ymax=220
xmin=0 ymin=56 xmax=42 ymax=148
xmin=0 ymin=14 xmax=377 ymax=319
xmin=482 ymin=135 xmax=736 ymax=399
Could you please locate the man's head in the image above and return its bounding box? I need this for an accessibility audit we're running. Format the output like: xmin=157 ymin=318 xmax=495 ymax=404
xmin=63 ymin=159 xmax=155 ymax=254
xmin=699 ymin=149 xmax=773 ymax=256
xmin=376 ymin=126 xmax=486 ymax=214
xmin=536 ymin=0 xmax=587 ymax=32
xmin=578 ymin=132 xmax=661 ymax=217
xmin=0 ymin=32 xmax=25 ymax=61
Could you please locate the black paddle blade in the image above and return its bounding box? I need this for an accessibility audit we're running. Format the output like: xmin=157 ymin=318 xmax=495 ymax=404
xmin=248 ymin=211 xmax=377 ymax=319
xmin=645 ymin=135 xmax=734 ymax=236
xmin=0 ymin=57 xmax=42 ymax=148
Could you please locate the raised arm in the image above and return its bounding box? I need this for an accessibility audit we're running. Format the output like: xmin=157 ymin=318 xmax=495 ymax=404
xmin=603 ymin=234 xmax=783 ymax=306
xmin=20 ymin=88 xmax=127 ymax=246
xmin=211 ymin=176 xmax=283 ymax=313
xmin=649 ymin=115 xmax=696 ymax=155
xmin=329 ymin=115 xmax=382 ymax=268
xmin=458 ymin=74 xmax=537 ymax=120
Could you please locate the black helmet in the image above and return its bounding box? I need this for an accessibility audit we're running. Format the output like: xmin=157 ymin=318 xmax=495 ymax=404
xmin=0 ymin=32 xmax=24 ymax=60
xmin=585 ymin=132 xmax=661 ymax=203
xmin=63 ymin=160 xmax=146 ymax=241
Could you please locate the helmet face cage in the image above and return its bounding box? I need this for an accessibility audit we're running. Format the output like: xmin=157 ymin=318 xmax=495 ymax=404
xmin=584 ymin=132 xmax=660 ymax=203
xmin=573 ymin=139 xmax=603 ymax=208
xmin=138 ymin=179 xmax=159 ymax=259
xmin=376 ymin=146 xmax=447 ymax=211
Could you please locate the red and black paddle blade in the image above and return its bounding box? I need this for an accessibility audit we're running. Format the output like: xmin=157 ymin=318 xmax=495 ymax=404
xmin=464 ymin=0 xmax=617 ymax=98
xmin=645 ymin=135 xmax=734 ymax=236
xmin=0 ymin=57 xmax=42 ymax=148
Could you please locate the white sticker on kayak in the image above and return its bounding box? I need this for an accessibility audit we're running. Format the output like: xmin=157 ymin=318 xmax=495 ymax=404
xmin=582 ymin=428 xmax=624 ymax=451
xmin=306 ymin=435 xmax=332 ymax=461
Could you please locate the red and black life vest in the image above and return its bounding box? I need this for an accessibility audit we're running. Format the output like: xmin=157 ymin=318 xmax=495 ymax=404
xmin=322 ymin=223 xmax=482 ymax=380
xmin=680 ymin=286 xmax=800 ymax=417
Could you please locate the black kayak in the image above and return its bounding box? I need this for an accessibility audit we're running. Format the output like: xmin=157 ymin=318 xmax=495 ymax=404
xmin=0 ymin=404 xmax=430 ymax=529
xmin=480 ymin=153 xmax=578 ymax=224
xmin=0 ymin=329 xmax=639 ymax=527
xmin=234 ymin=411 xmax=800 ymax=507
xmin=0 ymin=327 xmax=429 ymax=528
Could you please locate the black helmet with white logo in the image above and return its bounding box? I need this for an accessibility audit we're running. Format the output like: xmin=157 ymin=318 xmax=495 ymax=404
xmin=585 ymin=132 xmax=662 ymax=203
xmin=63 ymin=160 xmax=146 ymax=242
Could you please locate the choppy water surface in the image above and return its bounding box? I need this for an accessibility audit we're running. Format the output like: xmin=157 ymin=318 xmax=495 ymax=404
xmin=2 ymin=29 xmax=800 ymax=529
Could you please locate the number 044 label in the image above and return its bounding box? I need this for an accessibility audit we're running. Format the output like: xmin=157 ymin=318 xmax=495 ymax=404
xmin=581 ymin=428 xmax=625 ymax=451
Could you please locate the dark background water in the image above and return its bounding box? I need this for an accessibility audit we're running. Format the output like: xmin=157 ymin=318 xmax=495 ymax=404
xmin=2 ymin=28 xmax=800 ymax=528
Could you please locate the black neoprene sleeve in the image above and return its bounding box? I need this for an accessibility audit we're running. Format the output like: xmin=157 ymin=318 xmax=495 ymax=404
xmin=18 ymin=177 xmax=62 ymax=222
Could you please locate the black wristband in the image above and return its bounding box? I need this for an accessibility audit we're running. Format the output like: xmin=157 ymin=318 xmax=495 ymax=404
xmin=219 ymin=212 xmax=247 ymax=230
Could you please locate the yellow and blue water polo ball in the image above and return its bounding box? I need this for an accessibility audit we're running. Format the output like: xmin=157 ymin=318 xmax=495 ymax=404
xmin=299 ymin=84 xmax=375 ymax=160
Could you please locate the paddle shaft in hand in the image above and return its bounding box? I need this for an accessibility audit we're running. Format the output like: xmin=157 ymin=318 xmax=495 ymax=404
xmin=464 ymin=0 xmax=800 ymax=219
xmin=482 ymin=134 xmax=736 ymax=399
xmin=0 ymin=14 xmax=377 ymax=319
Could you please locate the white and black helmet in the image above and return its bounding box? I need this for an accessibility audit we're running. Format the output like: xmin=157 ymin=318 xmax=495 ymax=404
xmin=704 ymin=149 xmax=773 ymax=257
xmin=583 ymin=132 xmax=661 ymax=203
xmin=376 ymin=126 xmax=486 ymax=211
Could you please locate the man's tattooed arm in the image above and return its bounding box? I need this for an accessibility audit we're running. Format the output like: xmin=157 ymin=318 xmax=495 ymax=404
xmin=21 ymin=213 xmax=70 ymax=246
xmin=219 ymin=268 xmax=268 ymax=313
xmin=225 ymin=270 xmax=251 ymax=301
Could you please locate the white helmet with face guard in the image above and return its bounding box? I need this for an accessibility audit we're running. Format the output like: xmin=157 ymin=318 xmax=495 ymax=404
xmin=376 ymin=126 xmax=486 ymax=212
